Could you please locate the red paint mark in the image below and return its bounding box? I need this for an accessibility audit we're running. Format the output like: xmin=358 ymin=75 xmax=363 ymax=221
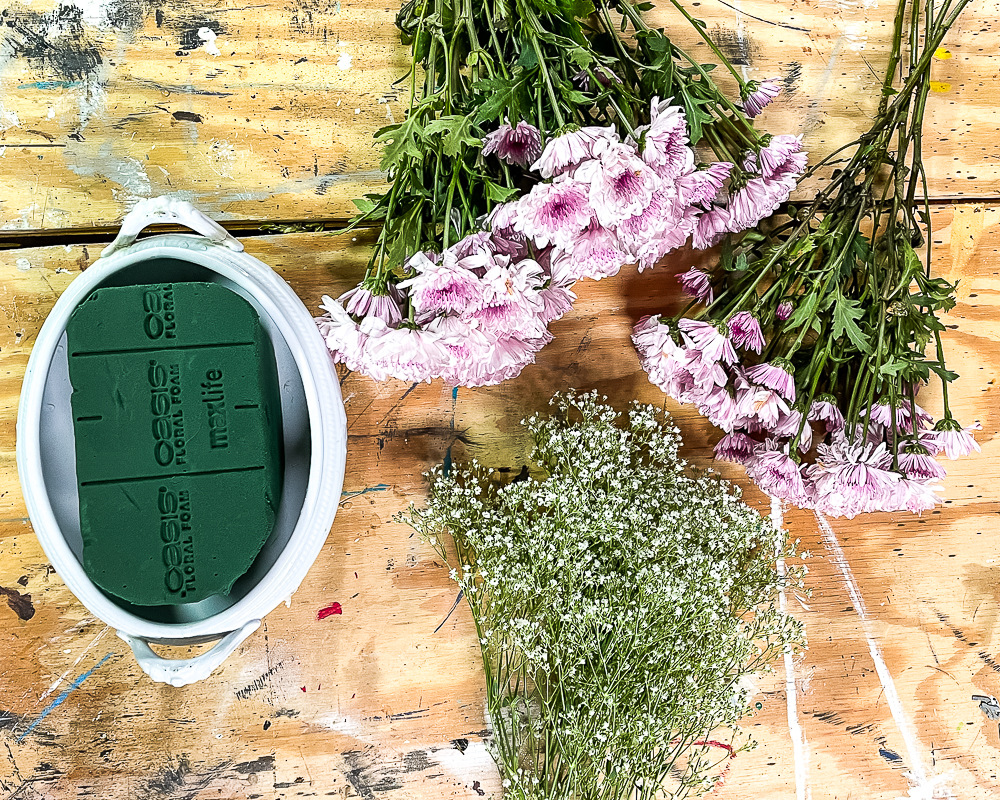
xmin=351 ymin=693 xmax=356 ymax=699
xmin=317 ymin=602 xmax=343 ymax=620
xmin=355 ymin=572 xmax=358 ymax=579
xmin=694 ymin=740 xmax=736 ymax=757
xmin=301 ymin=686 xmax=307 ymax=692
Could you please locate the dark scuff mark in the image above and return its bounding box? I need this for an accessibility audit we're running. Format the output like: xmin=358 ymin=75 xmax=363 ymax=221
xmin=0 ymin=708 xmax=28 ymax=730
xmin=979 ymin=651 xmax=1000 ymax=673
xmin=235 ymin=661 xmax=286 ymax=700
xmin=809 ymin=709 xmax=846 ymax=726
xmin=784 ymin=62 xmax=802 ymax=96
xmin=145 ymin=755 xmax=191 ymax=796
xmin=389 ymin=708 xmax=429 ymax=722
xmin=1 ymin=5 xmax=103 ymax=82
xmin=103 ymin=0 xmax=159 ymax=33
xmin=171 ymin=110 xmax=203 ymax=123
xmin=233 ymin=755 xmax=276 ymax=774
xmin=879 ymin=747 xmax=903 ymax=765
xmin=973 ymin=694 xmax=1000 ymax=720
xmin=451 ymin=738 xmax=469 ymax=753
xmin=472 ymin=780 xmax=485 ymax=796
xmin=140 ymin=755 xmax=236 ymax=799
xmin=0 ymin=585 xmax=35 ymax=620
xmin=712 ymin=0 xmax=810 ymax=32
xmin=342 ymin=749 xmax=391 ymax=798
xmin=433 ymin=589 xmax=464 ymax=634
xmin=16 ymin=575 xmax=28 ymax=587
xmin=709 ymin=25 xmax=759 ymax=67
xmin=131 ymin=78 xmax=233 ymax=97
xmin=341 ymin=748 xmax=435 ymax=796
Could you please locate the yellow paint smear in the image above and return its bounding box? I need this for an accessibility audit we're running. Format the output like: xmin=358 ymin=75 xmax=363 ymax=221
xmin=934 ymin=47 xmax=953 ymax=59
xmin=929 ymin=81 xmax=952 ymax=93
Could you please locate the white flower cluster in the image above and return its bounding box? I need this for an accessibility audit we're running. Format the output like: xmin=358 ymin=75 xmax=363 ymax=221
xmin=404 ymin=391 xmax=805 ymax=799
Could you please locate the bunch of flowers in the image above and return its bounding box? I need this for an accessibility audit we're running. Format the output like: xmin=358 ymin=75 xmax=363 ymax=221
xmin=317 ymin=0 xmax=805 ymax=385
xmin=403 ymin=391 xmax=804 ymax=799
xmin=633 ymin=0 xmax=976 ymax=517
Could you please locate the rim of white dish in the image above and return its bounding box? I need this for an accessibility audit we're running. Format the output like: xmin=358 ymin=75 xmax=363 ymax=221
xmin=15 ymin=234 xmax=347 ymax=642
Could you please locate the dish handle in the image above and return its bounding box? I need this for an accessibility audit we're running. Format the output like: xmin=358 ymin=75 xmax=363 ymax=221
xmin=101 ymin=196 xmax=244 ymax=259
xmin=117 ymin=619 xmax=261 ymax=687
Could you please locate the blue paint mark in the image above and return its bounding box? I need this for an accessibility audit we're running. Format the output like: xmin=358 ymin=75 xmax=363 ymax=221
xmin=19 ymin=80 xmax=82 ymax=90
xmin=434 ymin=589 xmax=464 ymax=634
xmin=879 ymin=747 xmax=903 ymax=765
xmin=340 ymin=484 xmax=391 ymax=501
xmin=443 ymin=386 xmax=458 ymax=477
xmin=19 ymin=653 xmax=113 ymax=742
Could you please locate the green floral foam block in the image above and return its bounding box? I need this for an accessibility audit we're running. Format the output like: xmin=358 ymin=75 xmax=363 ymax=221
xmin=66 ymin=282 xmax=284 ymax=606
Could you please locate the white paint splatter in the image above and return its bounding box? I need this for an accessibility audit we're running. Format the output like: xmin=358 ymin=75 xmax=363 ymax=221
xmin=46 ymin=107 xmax=55 ymax=119
xmin=198 ymin=27 xmax=221 ymax=57
xmin=772 ymin=496 xmax=811 ymax=800
xmin=15 ymin=258 xmax=31 ymax=271
xmin=208 ymin=140 xmax=236 ymax=178
xmin=0 ymin=102 xmax=21 ymax=131
xmin=430 ymin=740 xmax=500 ymax=791
xmin=844 ymin=22 xmax=869 ymax=51
xmin=815 ymin=512 xmax=949 ymax=799
xmin=337 ymin=53 xmax=352 ymax=70
xmin=113 ymin=156 xmax=152 ymax=197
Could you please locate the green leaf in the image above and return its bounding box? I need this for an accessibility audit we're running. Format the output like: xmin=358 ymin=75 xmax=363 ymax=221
xmin=472 ymin=76 xmax=523 ymax=124
xmin=517 ymin=41 xmax=539 ymax=70
xmin=374 ymin=115 xmax=424 ymax=171
xmin=485 ymin=180 xmax=520 ymax=203
xmin=423 ymin=114 xmax=480 ymax=157
xmin=352 ymin=197 xmax=378 ymax=214
xmin=901 ymin=240 xmax=923 ymax=277
xmin=785 ymin=292 xmax=819 ymax=331
xmin=831 ymin=293 xmax=872 ymax=354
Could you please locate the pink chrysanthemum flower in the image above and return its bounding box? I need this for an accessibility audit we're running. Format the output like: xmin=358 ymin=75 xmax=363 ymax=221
xmin=318 ymin=295 xmax=370 ymax=375
xmin=698 ymin=384 xmax=741 ymax=432
xmin=808 ymin=396 xmax=846 ymax=432
xmin=677 ymin=161 xmax=733 ymax=207
xmin=737 ymin=386 xmax=790 ymax=429
xmin=714 ymin=431 xmax=757 ymax=465
xmin=514 ymin=177 xmax=595 ymax=250
xmin=637 ymin=97 xmax=694 ymax=180
xmin=752 ymin=135 xmax=807 ymax=186
xmin=728 ymin=177 xmax=784 ymax=232
xmin=338 ymin=282 xmax=405 ymax=326
xmin=728 ymin=310 xmax=765 ymax=353
xmin=886 ymin=479 xmax=943 ymax=514
xmin=537 ymin=283 xmax=577 ymax=324
xmin=614 ymin=187 xmax=677 ymax=253
xmin=481 ymin=120 xmax=544 ymax=168
xmin=772 ymin=408 xmax=813 ymax=452
xmin=929 ymin=419 xmax=982 ymax=459
xmin=746 ymin=360 xmax=796 ymax=402
xmin=741 ymin=78 xmax=782 ymax=117
xmin=678 ymin=318 xmax=737 ymax=365
xmin=425 ymin=315 xmax=494 ymax=385
xmin=776 ymin=300 xmax=794 ymax=321
xmin=868 ymin=400 xmax=933 ymax=432
xmin=896 ymin=444 xmax=947 ymax=481
xmin=747 ymin=442 xmax=810 ymax=504
xmin=530 ymin=126 xmax=619 ymax=178
xmin=807 ymin=438 xmax=901 ymax=518
xmin=551 ymin=221 xmax=630 ymax=283
xmin=363 ymin=323 xmax=452 ymax=384
xmin=574 ymin=142 xmax=661 ymax=228
xmin=691 ymin=206 xmax=731 ymax=250
xmin=466 ymin=259 xmax=546 ymax=338
xmin=398 ymin=251 xmax=485 ymax=319
xmin=678 ymin=267 xmax=714 ymax=304
xmin=475 ymin=334 xmax=545 ymax=386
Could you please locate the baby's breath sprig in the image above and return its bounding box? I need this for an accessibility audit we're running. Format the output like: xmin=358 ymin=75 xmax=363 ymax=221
xmin=403 ymin=391 xmax=805 ymax=799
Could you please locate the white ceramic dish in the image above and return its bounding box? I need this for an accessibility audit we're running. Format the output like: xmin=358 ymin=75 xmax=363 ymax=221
xmin=16 ymin=198 xmax=347 ymax=686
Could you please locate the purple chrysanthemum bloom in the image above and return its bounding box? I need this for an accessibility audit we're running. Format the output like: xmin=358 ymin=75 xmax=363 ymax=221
xmin=728 ymin=310 xmax=765 ymax=353
xmin=727 ymin=177 xmax=784 ymax=232
xmin=714 ymin=431 xmax=757 ymax=465
xmin=677 ymin=267 xmax=714 ymax=304
xmin=698 ymin=384 xmax=741 ymax=432
xmin=339 ymin=282 xmax=405 ymax=326
xmin=637 ymin=97 xmax=694 ymax=180
xmin=530 ymin=126 xmax=619 ymax=178
xmin=746 ymin=359 xmax=796 ymax=402
xmin=741 ymin=78 xmax=782 ymax=118
xmin=753 ymin=135 xmax=807 ymax=185
xmin=398 ymin=251 xmax=485 ymax=318
xmin=736 ymin=386 xmax=790 ymax=429
xmin=776 ymin=300 xmax=794 ymax=321
xmin=896 ymin=443 xmax=947 ymax=481
xmin=691 ymin=206 xmax=731 ymax=250
xmin=808 ymin=396 xmax=845 ymax=432
xmin=677 ymin=161 xmax=733 ymax=208
xmin=481 ymin=120 xmax=543 ymax=169
xmin=885 ymin=479 xmax=943 ymax=514
xmin=929 ymin=418 xmax=982 ymax=459
xmin=747 ymin=442 xmax=810 ymax=505
xmin=514 ymin=177 xmax=595 ymax=250
xmin=678 ymin=318 xmax=737 ymax=366
xmin=772 ymin=408 xmax=813 ymax=452
xmin=551 ymin=221 xmax=630 ymax=282
xmin=574 ymin=142 xmax=660 ymax=228
xmin=807 ymin=437 xmax=901 ymax=518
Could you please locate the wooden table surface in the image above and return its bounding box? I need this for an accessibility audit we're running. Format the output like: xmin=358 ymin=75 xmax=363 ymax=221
xmin=2 ymin=1 xmax=1000 ymax=798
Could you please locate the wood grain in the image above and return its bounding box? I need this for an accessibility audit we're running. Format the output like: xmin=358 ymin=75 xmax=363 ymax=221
xmin=0 ymin=0 xmax=996 ymax=231
xmin=0 ymin=204 xmax=998 ymax=797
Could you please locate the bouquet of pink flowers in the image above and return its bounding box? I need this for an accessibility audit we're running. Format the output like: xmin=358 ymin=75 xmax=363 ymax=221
xmin=318 ymin=0 xmax=803 ymax=385
xmin=632 ymin=0 xmax=975 ymax=517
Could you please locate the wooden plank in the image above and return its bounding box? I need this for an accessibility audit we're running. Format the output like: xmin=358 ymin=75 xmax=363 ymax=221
xmin=0 ymin=206 xmax=999 ymax=797
xmin=0 ymin=0 xmax=997 ymax=231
